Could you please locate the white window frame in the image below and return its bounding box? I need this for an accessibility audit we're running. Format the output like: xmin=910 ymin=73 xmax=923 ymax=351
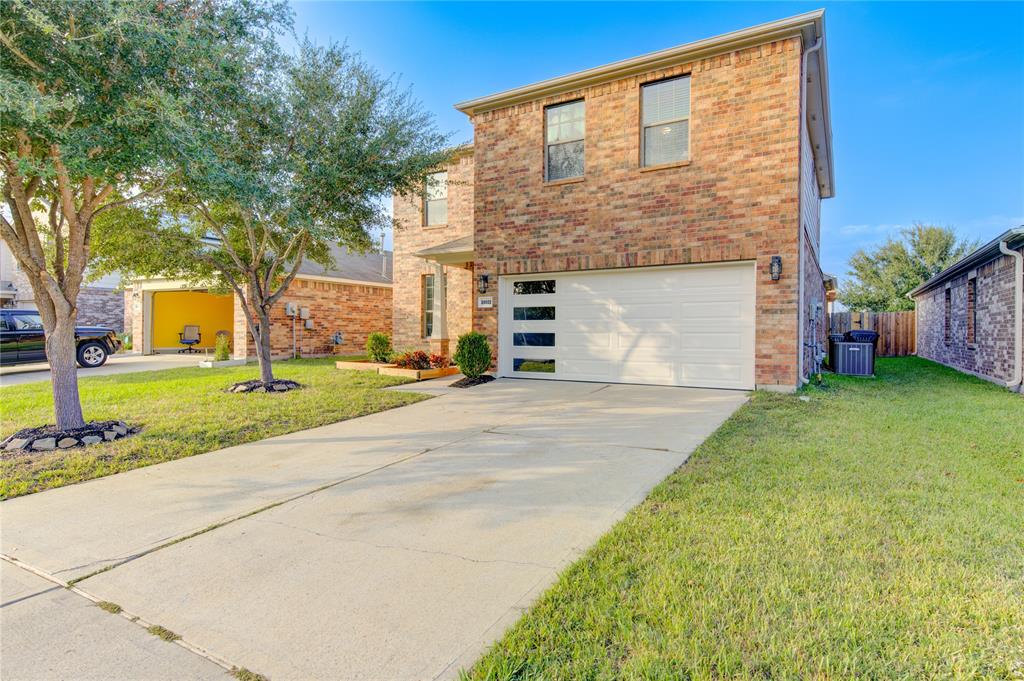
xmin=544 ymin=100 xmax=585 ymax=181
xmin=641 ymin=75 xmax=691 ymax=167
xmin=423 ymin=171 xmax=448 ymax=226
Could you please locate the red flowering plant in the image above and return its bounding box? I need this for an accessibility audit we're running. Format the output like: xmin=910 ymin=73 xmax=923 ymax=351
xmin=429 ymin=353 xmax=450 ymax=369
xmin=393 ymin=350 xmax=431 ymax=370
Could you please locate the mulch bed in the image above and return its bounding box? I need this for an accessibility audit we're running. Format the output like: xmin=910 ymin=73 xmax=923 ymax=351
xmin=227 ymin=379 xmax=302 ymax=393
xmin=450 ymin=375 xmax=496 ymax=389
xmin=1 ymin=420 xmax=137 ymax=456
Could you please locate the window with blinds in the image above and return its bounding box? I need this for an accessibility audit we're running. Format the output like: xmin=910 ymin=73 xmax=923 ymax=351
xmin=424 ymin=171 xmax=448 ymax=226
xmin=641 ymin=76 xmax=690 ymax=167
xmin=545 ymin=100 xmax=584 ymax=181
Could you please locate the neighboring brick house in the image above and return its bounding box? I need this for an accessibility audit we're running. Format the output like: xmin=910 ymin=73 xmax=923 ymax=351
xmin=125 ymin=244 xmax=392 ymax=359
xmin=394 ymin=11 xmax=834 ymax=391
xmin=910 ymin=228 xmax=1024 ymax=392
xmin=1 ymin=241 xmax=126 ymax=332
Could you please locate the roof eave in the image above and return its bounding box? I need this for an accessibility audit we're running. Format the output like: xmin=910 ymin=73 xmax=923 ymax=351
xmin=454 ymin=10 xmax=827 ymax=116
xmin=908 ymin=227 xmax=1024 ymax=298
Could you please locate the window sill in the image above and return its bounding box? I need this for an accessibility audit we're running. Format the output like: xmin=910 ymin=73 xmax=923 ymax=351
xmin=967 ymin=342 xmax=977 ymax=350
xmin=639 ymin=160 xmax=692 ymax=173
xmin=422 ymin=223 xmax=448 ymax=230
xmin=543 ymin=176 xmax=585 ymax=187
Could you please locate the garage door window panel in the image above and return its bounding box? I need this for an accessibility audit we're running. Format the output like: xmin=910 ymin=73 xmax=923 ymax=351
xmin=513 ymin=306 xmax=555 ymax=321
xmin=513 ymin=358 xmax=556 ymax=373
xmin=513 ymin=280 xmax=556 ymax=295
xmin=513 ymin=332 xmax=555 ymax=347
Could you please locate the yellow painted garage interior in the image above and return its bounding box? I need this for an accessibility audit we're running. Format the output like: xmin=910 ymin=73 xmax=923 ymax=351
xmin=152 ymin=291 xmax=234 ymax=350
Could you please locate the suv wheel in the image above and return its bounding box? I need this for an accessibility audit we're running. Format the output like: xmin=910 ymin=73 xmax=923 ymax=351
xmin=77 ymin=341 xmax=108 ymax=368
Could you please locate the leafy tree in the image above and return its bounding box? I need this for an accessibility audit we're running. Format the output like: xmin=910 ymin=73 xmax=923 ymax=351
xmin=839 ymin=224 xmax=977 ymax=311
xmin=95 ymin=41 xmax=450 ymax=384
xmin=0 ymin=0 xmax=287 ymax=428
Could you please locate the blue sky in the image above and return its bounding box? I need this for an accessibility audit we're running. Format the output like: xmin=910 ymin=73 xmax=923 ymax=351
xmin=292 ymin=2 xmax=1024 ymax=279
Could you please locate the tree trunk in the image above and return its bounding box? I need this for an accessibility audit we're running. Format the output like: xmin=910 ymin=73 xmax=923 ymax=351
xmin=255 ymin=310 xmax=275 ymax=383
xmin=46 ymin=317 xmax=86 ymax=429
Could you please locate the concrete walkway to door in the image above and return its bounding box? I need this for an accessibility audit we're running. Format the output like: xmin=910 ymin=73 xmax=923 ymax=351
xmin=1 ymin=378 xmax=747 ymax=681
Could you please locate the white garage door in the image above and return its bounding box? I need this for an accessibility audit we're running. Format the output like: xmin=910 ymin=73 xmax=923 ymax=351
xmin=498 ymin=262 xmax=755 ymax=390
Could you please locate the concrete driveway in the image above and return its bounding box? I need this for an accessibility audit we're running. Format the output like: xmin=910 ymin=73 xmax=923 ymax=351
xmin=1 ymin=378 xmax=747 ymax=680
xmin=0 ymin=353 xmax=205 ymax=387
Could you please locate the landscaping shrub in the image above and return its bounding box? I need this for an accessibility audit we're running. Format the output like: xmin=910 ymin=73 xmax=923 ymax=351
xmin=214 ymin=333 xmax=231 ymax=361
xmin=453 ymin=332 xmax=492 ymax=378
xmin=394 ymin=350 xmax=431 ymax=370
xmin=429 ymin=353 xmax=450 ymax=369
xmin=365 ymin=332 xmax=392 ymax=363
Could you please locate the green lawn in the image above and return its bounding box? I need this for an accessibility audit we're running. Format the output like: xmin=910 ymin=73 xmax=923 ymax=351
xmin=1 ymin=358 xmax=428 ymax=499
xmin=466 ymin=357 xmax=1024 ymax=680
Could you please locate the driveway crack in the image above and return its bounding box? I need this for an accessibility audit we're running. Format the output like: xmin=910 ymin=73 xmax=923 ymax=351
xmin=250 ymin=517 xmax=557 ymax=570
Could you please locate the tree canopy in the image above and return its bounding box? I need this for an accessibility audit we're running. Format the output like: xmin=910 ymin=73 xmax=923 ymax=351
xmin=839 ymin=224 xmax=978 ymax=311
xmin=94 ymin=39 xmax=452 ymax=382
xmin=1 ymin=0 xmax=289 ymax=428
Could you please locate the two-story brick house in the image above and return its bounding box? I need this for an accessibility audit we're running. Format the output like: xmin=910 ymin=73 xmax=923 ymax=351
xmin=394 ymin=11 xmax=833 ymax=391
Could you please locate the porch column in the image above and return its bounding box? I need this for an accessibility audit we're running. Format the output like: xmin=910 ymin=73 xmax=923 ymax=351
xmin=429 ymin=260 xmax=449 ymax=357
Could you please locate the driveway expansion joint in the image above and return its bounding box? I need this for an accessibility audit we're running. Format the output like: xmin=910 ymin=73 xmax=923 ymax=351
xmin=2 ymin=554 xmax=242 ymax=674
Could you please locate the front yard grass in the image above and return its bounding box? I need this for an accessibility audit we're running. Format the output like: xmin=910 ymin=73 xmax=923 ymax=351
xmin=467 ymin=357 xmax=1024 ymax=680
xmin=0 ymin=358 xmax=428 ymax=499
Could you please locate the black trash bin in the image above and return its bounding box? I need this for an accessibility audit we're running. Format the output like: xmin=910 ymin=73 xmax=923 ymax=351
xmin=845 ymin=329 xmax=879 ymax=348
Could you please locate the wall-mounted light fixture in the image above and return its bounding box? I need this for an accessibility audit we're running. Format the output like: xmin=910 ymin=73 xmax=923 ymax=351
xmin=477 ymin=273 xmax=490 ymax=294
xmin=770 ymin=256 xmax=783 ymax=281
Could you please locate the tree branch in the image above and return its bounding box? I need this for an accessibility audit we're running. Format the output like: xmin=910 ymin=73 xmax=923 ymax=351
xmin=0 ymin=29 xmax=44 ymax=72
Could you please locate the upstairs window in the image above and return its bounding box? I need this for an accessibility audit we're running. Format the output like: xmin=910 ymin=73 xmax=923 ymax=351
xmin=642 ymin=76 xmax=691 ymax=166
xmin=545 ymin=100 xmax=585 ymax=181
xmin=424 ymin=171 xmax=448 ymax=226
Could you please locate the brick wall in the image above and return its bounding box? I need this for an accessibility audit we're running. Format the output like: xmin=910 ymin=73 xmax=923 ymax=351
xmin=469 ymin=38 xmax=804 ymax=387
xmin=801 ymin=232 xmax=827 ymax=376
xmin=233 ymin=277 xmax=392 ymax=360
xmin=915 ymin=249 xmax=1021 ymax=384
xmin=76 ymin=286 xmax=125 ymax=332
xmin=392 ymin=150 xmax=475 ymax=351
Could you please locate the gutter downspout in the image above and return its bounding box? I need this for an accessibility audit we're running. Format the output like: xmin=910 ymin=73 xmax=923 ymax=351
xmin=999 ymin=239 xmax=1023 ymax=391
xmin=797 ymin=36 xmax=823 ymax=386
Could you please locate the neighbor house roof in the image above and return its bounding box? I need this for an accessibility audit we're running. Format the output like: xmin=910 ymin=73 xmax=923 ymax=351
xmin=909 ymin=227 xmax=1024 ymax=298
xmin=454 ymin=11 xmax=833 ymax=196
xmin=298 ymin=244 xmax=392 ymax=286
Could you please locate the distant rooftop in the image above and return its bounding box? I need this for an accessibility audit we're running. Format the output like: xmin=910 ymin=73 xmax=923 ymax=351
xmin=299 ymin=244 xmax=392 ymax=286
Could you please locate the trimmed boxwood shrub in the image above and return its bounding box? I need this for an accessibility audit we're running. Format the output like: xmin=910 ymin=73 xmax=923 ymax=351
xmin=365 ymin=332 xmax=392 ymax=363
xmin=453 ymin=332 xmax=492 ymax=379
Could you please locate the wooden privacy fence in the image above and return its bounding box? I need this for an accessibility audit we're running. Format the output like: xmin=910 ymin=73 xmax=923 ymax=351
xmin=828 ymin=311 xmax=917 ymax=357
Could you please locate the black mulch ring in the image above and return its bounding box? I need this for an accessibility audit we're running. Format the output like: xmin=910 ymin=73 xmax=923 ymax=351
xmin=1 ymin=419 xmax=137 ymax=456
xmin=450 ymin=375 xmax=496 ymax=389
xmin=227 ymin=379 xmax=303 ymax=394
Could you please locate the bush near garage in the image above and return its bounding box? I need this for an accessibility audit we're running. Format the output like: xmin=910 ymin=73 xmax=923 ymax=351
xmin=453 ymin=332 xmax=492 ymax=379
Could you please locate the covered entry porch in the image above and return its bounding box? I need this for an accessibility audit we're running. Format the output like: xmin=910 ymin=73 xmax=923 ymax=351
xmin=414 ymin=235 xmax=476 ymax=357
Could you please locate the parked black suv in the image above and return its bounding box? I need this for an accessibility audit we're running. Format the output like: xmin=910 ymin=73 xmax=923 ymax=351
xmin=0 ymin=309 xmax=122 ymax=368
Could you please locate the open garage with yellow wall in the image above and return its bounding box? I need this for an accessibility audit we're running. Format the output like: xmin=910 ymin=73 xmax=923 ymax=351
xmin=151 ymin=290 xmax=234 ymax=351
